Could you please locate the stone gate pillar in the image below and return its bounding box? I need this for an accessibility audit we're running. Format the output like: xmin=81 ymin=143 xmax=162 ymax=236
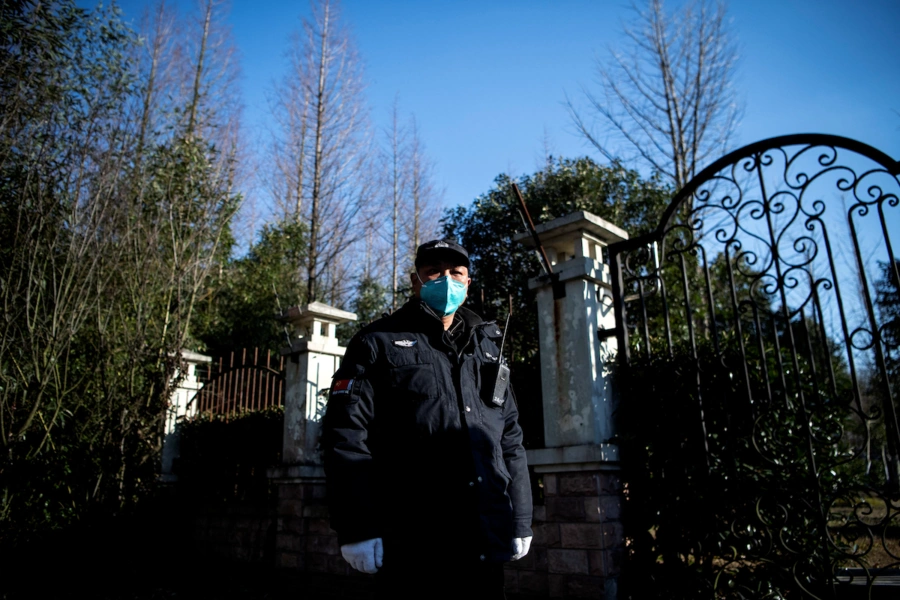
xmin=511 ymin=211 xmax=628 ymax=599
xmin=268 ymin=302 xmax=356 ymax=575
xmin=161 ymin=350 xmax=211 ymax=484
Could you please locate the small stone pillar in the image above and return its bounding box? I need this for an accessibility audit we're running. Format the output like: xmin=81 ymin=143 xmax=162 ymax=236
xmin=268 ymin=302 xmax=357 ymax=576
xmin=161 ymin=350 xmax=211 ymax=483
xmin=278 ymin=302 xmax=357 ymax=466
xmin=509 ymin=211 xmax=628 ymax=599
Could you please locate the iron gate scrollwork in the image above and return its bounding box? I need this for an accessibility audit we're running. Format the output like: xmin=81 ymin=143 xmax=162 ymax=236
xmin=607 ymin=134 xmax=900 ymax=598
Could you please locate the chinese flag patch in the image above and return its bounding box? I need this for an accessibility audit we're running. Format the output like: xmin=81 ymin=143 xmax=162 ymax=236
xmin=331 ymin=379 xmax=353 ymax=395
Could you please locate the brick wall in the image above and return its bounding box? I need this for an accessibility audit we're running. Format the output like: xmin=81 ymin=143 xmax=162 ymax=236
xmin=274 ymin=479 xmax=343 ymax=573
xmin=191 ymin=505 xmax=276 ymax=563
xmin=506 ymin=470 xmax=624 ymax=599
xmin=273 ymin=477 xmax=375 ymax=599
xmin=262 ymin=469 xmax=624 ymax=599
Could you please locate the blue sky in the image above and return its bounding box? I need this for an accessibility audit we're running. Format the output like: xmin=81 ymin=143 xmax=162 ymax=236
xmin=112 ymin=0 xmax=900 ymax=216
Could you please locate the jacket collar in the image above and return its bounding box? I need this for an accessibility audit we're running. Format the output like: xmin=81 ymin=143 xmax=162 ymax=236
xmin=401 ymin=299 xmax=484 ymax=332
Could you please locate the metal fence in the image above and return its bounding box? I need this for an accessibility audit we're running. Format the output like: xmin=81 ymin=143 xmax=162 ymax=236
xmin=190 ymin=348 xmax=284 ymax=419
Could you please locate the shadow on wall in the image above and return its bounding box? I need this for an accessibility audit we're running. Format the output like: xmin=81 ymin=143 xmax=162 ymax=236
xmin=0 ymin=502 xmax=361 ymax=600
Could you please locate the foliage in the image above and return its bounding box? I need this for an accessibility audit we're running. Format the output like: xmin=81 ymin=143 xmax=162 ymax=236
xmin=176 ymin=408 xmax=284 ymax=507
xmin=336 ymin=274 xmax=390 ymax=344
xmin=442 ymin=156 xmax=671 ymax=446
xmin=443 ymin=156 xmax=670 ymax=361
xmin=870 ymin=259 xmax=900 ymax=481
xmin=875 ymin=259 xmax=900 ymax=369
xmin=614 ymin=188 xmax=886 ymax=596
xmin=1 ymin=0 xmax=136 ymax=540
xmin=0 ymin=0 xmax=239 ymax=543
xmin=193 ymin=219 xmax=307 ymax=355
xmin=617 ymin=330 xmax=849 ymax=598
xmin=352 ymin=275 xmax=391 ymax=327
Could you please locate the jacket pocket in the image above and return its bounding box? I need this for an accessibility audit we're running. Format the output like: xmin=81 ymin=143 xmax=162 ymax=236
xmin=388 ymin=362 xmax=438 ymax=401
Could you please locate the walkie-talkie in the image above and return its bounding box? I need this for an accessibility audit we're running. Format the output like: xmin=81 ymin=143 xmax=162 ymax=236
xmin=483 ymin=299 xmax=512 ymax=408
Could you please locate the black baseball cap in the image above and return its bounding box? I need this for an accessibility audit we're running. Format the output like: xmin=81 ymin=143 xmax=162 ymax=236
xmin=415 ymin=239 xmax=470 ymax=269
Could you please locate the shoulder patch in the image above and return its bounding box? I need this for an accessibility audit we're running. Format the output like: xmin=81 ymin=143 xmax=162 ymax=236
xmin=392 ymin=339 xmax=417 ymax=348
xmin=331 ymin=379 xmax=354 ymax=395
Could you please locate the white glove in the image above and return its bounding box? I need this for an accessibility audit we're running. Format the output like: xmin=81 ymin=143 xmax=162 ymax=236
xmin=511 ymin=535 xmax=532 ymax=560
xmin=340 ymin=537 xmax=384 ymax=574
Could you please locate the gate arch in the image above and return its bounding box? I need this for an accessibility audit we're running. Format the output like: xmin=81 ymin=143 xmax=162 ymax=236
xmin=607 ymin=134 xmax=900 ymax=597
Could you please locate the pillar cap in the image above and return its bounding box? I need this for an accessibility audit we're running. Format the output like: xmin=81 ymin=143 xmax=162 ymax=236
xmin=514 ymin=210 xmax=628 ymax=247
xmin=526 ymin=444 xmax=620 ymax=473
xmin=280 ymin=301 xmax=357 ymax=326
xmin=178 ymin=349 xmax=212 ymax=364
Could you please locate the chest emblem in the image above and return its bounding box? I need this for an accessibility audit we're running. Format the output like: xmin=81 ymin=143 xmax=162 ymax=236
xmin=485 ymin=351 xmax=498 ymax=361
xmin=392 ymin=339 xmax=417 ymax=348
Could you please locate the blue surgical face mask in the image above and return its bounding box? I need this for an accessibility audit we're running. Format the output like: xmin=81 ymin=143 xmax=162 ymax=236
xmin=418 ymin=274 xmax=468 ymax=316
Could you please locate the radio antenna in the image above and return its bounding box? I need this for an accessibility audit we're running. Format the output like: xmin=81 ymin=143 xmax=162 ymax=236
xmin=498 ymin=294 xmax=512 ymax=360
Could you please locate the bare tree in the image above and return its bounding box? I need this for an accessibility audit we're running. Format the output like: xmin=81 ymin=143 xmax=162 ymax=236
xmin=370 ymin=107 xmax=442 ymax=309
xmin=354 ymin=169 xmax=392 ymax=283
xmin=268 ymin=24 xmax=313 ymax=222
xmin=268 ymin=0 xmax=371 ymax=303
xmin=567 ymin=0 xmax=740 ymax=192
xmin=405 ymin=115 xmax=441 ymax=266
xmin=132 ymin=0 xmax=177 ymax=157
xmin=385 ymin=98 xmax=409 ymax=310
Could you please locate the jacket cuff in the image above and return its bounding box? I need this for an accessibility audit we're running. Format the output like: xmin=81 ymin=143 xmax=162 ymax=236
xmin=514 ymin=520 xmax=533 ymax=539
xmin=336 ymin=525 xmax=383 ymax=547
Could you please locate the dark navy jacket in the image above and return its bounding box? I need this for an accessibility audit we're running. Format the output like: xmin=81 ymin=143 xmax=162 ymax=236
xmin=322 ymin=299 xmax=532 ymax=562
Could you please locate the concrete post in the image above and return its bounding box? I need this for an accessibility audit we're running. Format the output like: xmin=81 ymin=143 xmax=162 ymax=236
xmin=508 ymin=211 xmax=628 ymax=599
xmin=519 ymin=210 xmax=627 ymax=451
xmin=161 ymin=350 xmax=211 ymax=483
xmin=269 ymin=301 xmax=357 ymax=575
xmin=276 ymin=301 xmax=356 ymax=467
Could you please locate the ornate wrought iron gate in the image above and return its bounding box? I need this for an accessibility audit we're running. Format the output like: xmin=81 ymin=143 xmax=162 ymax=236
xmin=607 ymin=134 xmax=900 ymax=597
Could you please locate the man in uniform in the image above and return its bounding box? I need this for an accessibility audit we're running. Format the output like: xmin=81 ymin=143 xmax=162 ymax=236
xmin=322 ymin=239 xmax=532 ymax=598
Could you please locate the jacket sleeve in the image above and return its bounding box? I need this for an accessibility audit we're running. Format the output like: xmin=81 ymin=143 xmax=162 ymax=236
xmin=322 ymin=333 xmax=382 ymax=546
xmin=501 ymin=383 xmax=533 ymax=539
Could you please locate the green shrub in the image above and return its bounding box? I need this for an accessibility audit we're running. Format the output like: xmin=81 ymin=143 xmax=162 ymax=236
xmin=615 ymin=333 xmax=858 ymax=599
xmin=176 ymin=408 xmax=284 ymax=507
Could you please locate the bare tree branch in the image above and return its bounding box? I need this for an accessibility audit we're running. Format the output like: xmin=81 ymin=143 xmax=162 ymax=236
xmin=567 ymin=0 xmax=741 ymax=195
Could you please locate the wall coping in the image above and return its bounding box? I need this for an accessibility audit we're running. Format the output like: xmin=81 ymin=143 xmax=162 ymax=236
xmin=281 ymin=302 xmax=357 ymax=324
xmin=179 ymin=350 xmax=212 ymax=364
xmin=526 ymin=443 xmax=620 ymax=473
xmin=268 ymin=464 xmax=326 ymax=481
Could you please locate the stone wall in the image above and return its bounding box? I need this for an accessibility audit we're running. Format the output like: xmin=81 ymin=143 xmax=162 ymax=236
xmin=274 ymin=478 xmax=344 ymax=573
xmin=191 ymin=505 xmax=276 ymax=563
xmin=506 ymin=471 xmax=624 ymax=599
xmin=269 ymin=468 xmax=375 ymax=599
xmin=263 ymin=469 xmax=624 ymax=598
